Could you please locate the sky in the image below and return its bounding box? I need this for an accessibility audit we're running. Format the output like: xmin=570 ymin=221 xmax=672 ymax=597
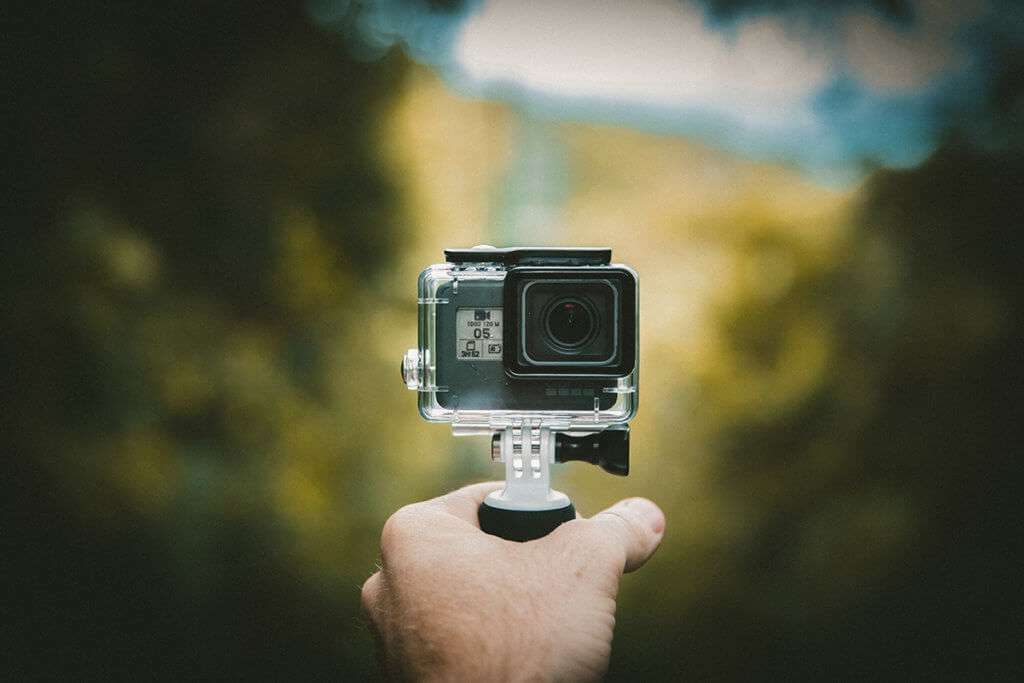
xmin=311 ymin=0 xmax=1021 ymax=183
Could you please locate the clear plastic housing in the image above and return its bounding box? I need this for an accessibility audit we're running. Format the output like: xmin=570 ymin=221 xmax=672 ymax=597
xmin=406 ymin=260 xmax=639 ymax=435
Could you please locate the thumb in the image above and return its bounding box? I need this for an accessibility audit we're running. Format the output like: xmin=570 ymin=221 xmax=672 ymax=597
xmin=569 ymin=498 xmax=666 ymax=573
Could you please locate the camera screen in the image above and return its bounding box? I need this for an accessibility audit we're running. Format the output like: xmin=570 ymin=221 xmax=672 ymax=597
xmin=456 ymin=307 xmax=503 ymax=360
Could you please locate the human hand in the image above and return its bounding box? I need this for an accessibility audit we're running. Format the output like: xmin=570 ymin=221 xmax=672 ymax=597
xmin=361 ymin=482 xmax=665 ymax=681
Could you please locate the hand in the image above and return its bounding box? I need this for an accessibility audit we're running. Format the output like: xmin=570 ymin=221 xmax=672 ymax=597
xmin=361 ymin=482 xmax=666 ymax=681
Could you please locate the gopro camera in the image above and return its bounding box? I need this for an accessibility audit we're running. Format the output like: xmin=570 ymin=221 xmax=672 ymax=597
xmin=402 ymin=246 xmax=639 ymax=540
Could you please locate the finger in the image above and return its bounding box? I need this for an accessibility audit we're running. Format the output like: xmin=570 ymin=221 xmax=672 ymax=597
xmin=360 ymin=571 xmax=384 ymax=623
xmin=434 ymin=480 xmax=505 ymax=526
xmin=585 ymin=497 xmax=666 ymax=573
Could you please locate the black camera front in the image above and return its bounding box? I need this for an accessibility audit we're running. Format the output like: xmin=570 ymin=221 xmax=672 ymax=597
xmin=504 ymin=267 xmax=637 ymax=378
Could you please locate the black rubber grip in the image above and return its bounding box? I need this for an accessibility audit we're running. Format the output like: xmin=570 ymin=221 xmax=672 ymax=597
xmin=478 ymin=500 xmax=576 ymax=542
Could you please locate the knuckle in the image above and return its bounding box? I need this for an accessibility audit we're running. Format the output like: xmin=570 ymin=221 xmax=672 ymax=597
xmin=380 ymin=504 xmax=419 ymax=552
xmin=360 ymin=574 xmax=385 ymax=624
xmin=601 ymin=509 xmax=648 ymax=552
xmin=360 ymin=574 xmax=378 ymax=611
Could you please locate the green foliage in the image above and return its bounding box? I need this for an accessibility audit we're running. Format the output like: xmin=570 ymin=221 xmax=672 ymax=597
xmin=5 ymin=2 xmax=409 ymax=678
xmin=610 ymin=145 xmax=1024 ymax=680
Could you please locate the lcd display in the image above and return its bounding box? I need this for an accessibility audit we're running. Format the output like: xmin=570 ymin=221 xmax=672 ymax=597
xmin=456 ymin=307 xmax=503 ymax=360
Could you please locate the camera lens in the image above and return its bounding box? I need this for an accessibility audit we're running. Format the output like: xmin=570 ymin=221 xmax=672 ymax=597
xmin=545 ymin=298 xmax=596 ymax=348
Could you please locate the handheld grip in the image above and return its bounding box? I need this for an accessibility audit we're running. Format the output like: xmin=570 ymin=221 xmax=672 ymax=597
xmin=478 ymin=500 xmax=576 ymax=542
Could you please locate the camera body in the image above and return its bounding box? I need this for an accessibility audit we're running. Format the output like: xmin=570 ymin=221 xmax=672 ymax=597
xmin=402 ymin=246 xmax=638 ymax=434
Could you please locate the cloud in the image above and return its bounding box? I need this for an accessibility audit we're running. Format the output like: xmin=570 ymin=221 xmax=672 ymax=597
xmin=454 ymin=0 xmax=830 ymax=129
xmin=315 ymin=0 xmax=1020 ymax=182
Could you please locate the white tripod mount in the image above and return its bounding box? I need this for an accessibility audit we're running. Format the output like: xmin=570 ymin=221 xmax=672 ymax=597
xmin=478 ymin=423 xmax=630 ymax=541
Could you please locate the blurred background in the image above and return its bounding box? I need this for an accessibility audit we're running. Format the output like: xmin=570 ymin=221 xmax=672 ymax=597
xmin=4 ymin=0 xmax=1022 ymax=679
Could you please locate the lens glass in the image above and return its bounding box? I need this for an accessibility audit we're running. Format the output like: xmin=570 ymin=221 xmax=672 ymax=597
xmin=545 ymin=298 xmax=595 ymax=348
xmin=506 ymin=268 xmax=636 ymax=376
xmin=518 ymin=279 xmax=618 ymax=365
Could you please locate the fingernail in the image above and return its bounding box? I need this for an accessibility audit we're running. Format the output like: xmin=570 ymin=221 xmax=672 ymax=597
xmin=623 ymin=498 xmax=665 ymax=535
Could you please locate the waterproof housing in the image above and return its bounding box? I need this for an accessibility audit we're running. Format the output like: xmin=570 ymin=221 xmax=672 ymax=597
xmin=401 ymin=246 xmax=640 ymax=541
xmin=401 ymin=246 xmax=638 ymax=434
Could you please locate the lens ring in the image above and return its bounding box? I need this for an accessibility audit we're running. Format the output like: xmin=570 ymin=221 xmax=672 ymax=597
xmin=543 ymin=297 xmax=599 ymax=350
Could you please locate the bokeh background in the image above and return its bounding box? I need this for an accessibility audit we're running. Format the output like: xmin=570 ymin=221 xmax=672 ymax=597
xmin=5 ymin=0 xmax=1022 ymax=679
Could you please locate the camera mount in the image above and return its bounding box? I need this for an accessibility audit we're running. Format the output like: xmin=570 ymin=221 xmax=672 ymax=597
xmin=479 ymin=424 xmax=630 ymax=541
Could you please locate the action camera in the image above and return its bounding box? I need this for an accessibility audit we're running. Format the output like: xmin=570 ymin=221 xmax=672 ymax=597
xmin=402 ymin=246 xmax=639 ymax=541
xmin=401 ymin=246 xmax=638 ymax=430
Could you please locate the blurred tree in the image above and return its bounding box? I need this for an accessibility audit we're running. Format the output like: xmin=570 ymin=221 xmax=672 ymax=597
xmin=3 ymin=1 xmax=411 ymax=678
xmin=607 ymin=139 xmax=1024 ymax=682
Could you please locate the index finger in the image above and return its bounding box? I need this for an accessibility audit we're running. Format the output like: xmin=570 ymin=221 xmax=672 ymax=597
xmin=434 ymin=481 xmax=505 ymax=526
